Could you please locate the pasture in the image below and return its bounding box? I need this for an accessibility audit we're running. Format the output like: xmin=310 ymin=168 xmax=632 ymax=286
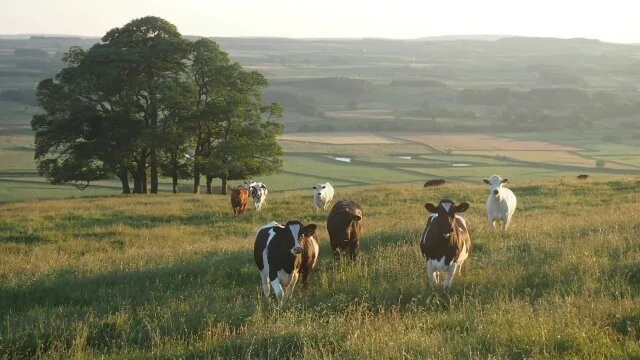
xmin=1 ymin=178 xmax=639 ymax=358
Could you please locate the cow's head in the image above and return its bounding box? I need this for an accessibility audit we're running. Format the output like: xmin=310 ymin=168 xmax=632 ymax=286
xmin=425 ymin=199 xmax=469 ymax=238
xmin=483 ymin=175 xmax=508 ymax=196
xmin=250 ymin=182 xmax=267 ymax=198
xmin=313 ymin=184 xmax=327 ymax=196
xmin=282 ymin=220 xmax=317 ymax=255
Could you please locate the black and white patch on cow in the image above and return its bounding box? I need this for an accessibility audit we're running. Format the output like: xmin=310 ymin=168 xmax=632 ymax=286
xmin=253 ymin=220 xmax=318 ymax=306
xmin=419 ymin=199 xmax=471 ymax=289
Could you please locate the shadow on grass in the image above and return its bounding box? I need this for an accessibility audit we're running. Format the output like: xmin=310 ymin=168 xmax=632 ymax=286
xmin=0 ymin=249 xmax=256 ymax=317
xmin=0 ymin=249 xmax=259 ymax=357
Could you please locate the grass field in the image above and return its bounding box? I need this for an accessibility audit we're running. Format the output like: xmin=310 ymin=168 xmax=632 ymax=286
xmin=1 ymin=178 xmax=639 ymax=358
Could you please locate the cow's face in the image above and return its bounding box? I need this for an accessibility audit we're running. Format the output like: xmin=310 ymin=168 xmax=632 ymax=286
xmin=425 ymin=199 xmax=469 ymax=237
xmin=313 ymin=184 xmax=326 ymax=196
xmin=483 ymin=175 xmax=508 ymax=196
xmin=283 ymin=221 xmax=317 ymax=255
xmin=251 ymin=183 xmax=267 ymax=198
xmin=343 ymin=210 xmax=363 ymax=239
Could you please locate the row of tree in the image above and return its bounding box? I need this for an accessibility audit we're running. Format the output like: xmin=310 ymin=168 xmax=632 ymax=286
xmin=31 ymin=16 xmax=284 ymax=195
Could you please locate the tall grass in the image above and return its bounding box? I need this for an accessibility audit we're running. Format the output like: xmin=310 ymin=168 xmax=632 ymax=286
xmin=0 ymin=178 xmax=639 ymax=359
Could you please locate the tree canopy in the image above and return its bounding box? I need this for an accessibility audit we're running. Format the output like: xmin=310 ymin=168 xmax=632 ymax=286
xmin=32 ymin=16 xmax=284 ymax=194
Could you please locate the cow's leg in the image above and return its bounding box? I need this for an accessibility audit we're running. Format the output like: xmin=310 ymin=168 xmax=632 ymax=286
xmin=332 ymin=247 xmax=341 ymax=261
xmin=271 ymin=278 xmax=285 ymax=306
xmin=349 ymin=243 xmax=359 ymax=261
xmin=260 ymin=274 xmax=271 ymax=299
xmin=503 ymin=216 xmax=511 ymax=231
xmin=285 ymin=272 xmax=299 ymax=299
xmin=443 ymin=263 xmax=459 ymax=289
xmin=488 ymin=217 xmax=497 ymax=231
xmin=426 ymin=260 xmax=439 ymax=286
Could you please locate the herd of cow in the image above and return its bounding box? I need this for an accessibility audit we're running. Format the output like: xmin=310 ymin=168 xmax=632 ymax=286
xmin=236 ymin=176 xmax=518 ymax=306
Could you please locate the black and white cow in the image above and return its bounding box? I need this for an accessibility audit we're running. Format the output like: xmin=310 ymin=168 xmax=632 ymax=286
xmin=244 ymin=180 xmax=268 ymax=211
xmin=420 ymin=199 xmax=471 ymax=289
xmin=253 ymin=220 xmax=319 ymax=306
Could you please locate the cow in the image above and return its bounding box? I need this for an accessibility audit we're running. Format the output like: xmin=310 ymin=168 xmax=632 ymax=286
xmin=313 ymin=182 xmax=335 ymax=211
xmin=253 ymin=220 xmax=318 ymax=306
xmin=424 ymin=179 xmax=447 ymax=187
xmin=230 ymin=186 xmax=250 ymax=216
xmin=577 ymin=174 xmax=589 ymax=180
xmin=419 ymin=199 xmax=471 ymax=288
xmin=244 ymin=180 xmax=268 ymax=211
xmin=483 ymin=174 xmax=517 ymax=231
xmin=327 ymin=200 xmax=363 ymax=261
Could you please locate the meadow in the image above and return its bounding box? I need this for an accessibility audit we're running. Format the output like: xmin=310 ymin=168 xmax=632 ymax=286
xmin=1 ymin=177 xmax=640 ymax=359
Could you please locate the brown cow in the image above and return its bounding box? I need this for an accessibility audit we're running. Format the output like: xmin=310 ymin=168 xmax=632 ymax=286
xmin=230 ymin=186 xmax=250 ymax=216
xmin=327 ymin=200 xmax=363 ymax=260
xmin=420 ymin=199 xmax=471 ymax=288
xmin=424 ymin=179 xmax=447 ymax=187
xmin=577 ymin=174 xmax=589 ymax=180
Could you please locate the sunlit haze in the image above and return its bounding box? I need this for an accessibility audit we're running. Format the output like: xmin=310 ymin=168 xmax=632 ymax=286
xmin=1 ymin=0 xmax=638 ymax=43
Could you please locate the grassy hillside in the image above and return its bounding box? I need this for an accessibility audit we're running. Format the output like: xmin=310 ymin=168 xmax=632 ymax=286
xmin=1 ymin=178 xmax=639 ymax=358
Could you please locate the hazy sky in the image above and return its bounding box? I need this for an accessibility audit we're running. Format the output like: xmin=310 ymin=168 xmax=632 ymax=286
xmin=1 ymin=0 xmax=637 ymax=43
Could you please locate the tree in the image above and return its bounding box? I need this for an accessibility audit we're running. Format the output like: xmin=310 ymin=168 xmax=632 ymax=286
xmin=186 ymin=38 xmax=284 ymax=194
xmin=31 ymin=48 xmax=139 ymax=192
xmin=32 ymin=18 xmax=284 ymax=196
xmin=99 ymin=16 xmax=190 ymax=193
xmin=32 ymin=16 xmax=190 ymax=194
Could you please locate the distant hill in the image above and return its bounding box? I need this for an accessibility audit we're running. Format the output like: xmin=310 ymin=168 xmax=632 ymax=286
xmin=417 ymin=34 xmax=510 ymax=41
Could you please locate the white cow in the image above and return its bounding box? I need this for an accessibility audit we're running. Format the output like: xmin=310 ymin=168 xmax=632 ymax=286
xmin=312 ymin=182 xmax=334 ymax=211
xmin=244 ymin=180 xmax=268 ymax=211
xmin=483 ymin=175 xmax=517 ymax=231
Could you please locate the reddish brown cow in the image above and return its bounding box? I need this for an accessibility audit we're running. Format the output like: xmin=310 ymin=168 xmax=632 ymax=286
xmin=327 ymin=200 xmax=363 ymax=260
xmin=420 ymin=199 xmax=471 ymax=288
xmin=231 ymin=186 xmax=250 ymax=216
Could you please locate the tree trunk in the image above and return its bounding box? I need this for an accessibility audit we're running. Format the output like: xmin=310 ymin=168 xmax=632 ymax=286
xmin=133 ymin=158 xmax=148 ymax=194
xmin=119 ymin=167 xmax=131 ymax=194
xmin=221 ymin=178 xmax=228 ymax=195
xmin=193 ymin=169 xmax=200 ymax=194
xmin=149 ymin=89 xmax=159 ymax=194
xmin=150 ymin=148 xmax=158 ymax=194
xmin=206 ymin=175 xmax=213 ymax=194
xmin=172 ymin=174 xmax=179 ymax=194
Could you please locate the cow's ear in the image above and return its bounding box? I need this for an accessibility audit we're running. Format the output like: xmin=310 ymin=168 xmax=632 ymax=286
xmin=455 ymin=202 xmax=470 ymax=213
xmin=483 ymin=178 xmax=490 ymax=184
xmin=302 ymin=224 xmax=317 ymax=236
xmin=501 ymin=178 xmax=508 ymax=184
xmin=261 ymin=184 xmax=267 ymax=189
xmin=352 ymin=213 xmax=362 ymax=221
xmin=425 ymin=203 xmax=438 ymax=213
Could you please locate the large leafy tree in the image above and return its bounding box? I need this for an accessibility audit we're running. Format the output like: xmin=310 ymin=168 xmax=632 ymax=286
xmin=187 ymin=38 xmax=283 ymax=194
xmin=98 ymin=16 xmax=190 ymax=193
xmin=32 ymin=46 xmax=140 ymax=193
xmin=32 ymin=18 xmax=283 ymax=195
xmin=32 ymin=16 xmax=190 ymax=193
